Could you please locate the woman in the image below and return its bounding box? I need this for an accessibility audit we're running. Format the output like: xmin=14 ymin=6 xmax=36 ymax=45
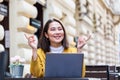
xmin=25 ymin=18 xmax=90 ymax=78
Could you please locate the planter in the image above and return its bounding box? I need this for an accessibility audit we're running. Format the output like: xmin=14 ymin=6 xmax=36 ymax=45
xmin=9 ymin=65 xmax=24 ymax=78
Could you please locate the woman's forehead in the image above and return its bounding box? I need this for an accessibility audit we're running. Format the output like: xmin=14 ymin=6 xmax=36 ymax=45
xmin=50 ymin=21 xmax=61 ymax=25
xmin=49 ymin=21 xmax=62 ymax=28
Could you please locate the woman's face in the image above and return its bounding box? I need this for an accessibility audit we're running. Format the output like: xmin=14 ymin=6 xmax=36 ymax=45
xmin=45 ymin=21 xmax=64 ymax=47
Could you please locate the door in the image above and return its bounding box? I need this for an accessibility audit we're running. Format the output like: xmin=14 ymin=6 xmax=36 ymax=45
xmin=0 ymin=1 xmax=9 ymax=72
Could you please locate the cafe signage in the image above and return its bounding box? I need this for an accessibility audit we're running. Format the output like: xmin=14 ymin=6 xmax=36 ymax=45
xmin=0 ymin=4 xmax=7 ymax=16
xmin=30 ymin=18 xmax=41 ymax=29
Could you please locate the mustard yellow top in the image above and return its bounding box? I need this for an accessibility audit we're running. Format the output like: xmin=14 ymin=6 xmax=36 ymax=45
xmin=30 ymin=47 xmax=86 ymax=78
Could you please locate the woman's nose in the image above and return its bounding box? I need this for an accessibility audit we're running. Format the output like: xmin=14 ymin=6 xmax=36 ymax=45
xmin=54 ymin=29 xmax=61 ymax=33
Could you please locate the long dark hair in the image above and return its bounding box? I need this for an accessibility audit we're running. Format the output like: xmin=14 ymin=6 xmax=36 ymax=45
xmin=38 ymin=18 xmax=69 ymax=53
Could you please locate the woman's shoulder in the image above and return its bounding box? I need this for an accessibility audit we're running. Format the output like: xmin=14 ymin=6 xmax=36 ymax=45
xmin=37 ymin=48 xmax=46 ymax=58
xmin=37 ymin=48 xmax=43 ymax=51
xmin=64 ymin=47 xmax=77 ymax=52
xmin=37 ymin=48 xmax=45 ymax=54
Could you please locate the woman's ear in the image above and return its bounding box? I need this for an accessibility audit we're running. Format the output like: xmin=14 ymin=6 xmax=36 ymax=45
xmin=45 ymin=32 xmax=48 ymax=38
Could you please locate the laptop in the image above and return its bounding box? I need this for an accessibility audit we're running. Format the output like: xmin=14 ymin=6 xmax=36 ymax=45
xmin=45 ymin=53 xmax=84 ymax=78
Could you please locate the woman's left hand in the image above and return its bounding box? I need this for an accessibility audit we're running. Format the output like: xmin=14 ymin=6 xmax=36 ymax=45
xmin=77 ymin=35 xmax=91 ymax=52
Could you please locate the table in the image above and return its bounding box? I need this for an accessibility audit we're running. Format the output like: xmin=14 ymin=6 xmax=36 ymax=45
xmin=5 ymin=78 xmax=89 ymax=80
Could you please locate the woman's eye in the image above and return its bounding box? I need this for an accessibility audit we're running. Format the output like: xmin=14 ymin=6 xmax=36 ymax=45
xmin=50 ymin=27 xmax=63 ymax=31
xmin=58 ymin=27 xmax=63 ymax=30
xmin=50 ymin=28 xmax=55 ymax=31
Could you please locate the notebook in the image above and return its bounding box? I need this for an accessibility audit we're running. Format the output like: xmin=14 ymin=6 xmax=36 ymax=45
xmin=45 ymin=53 xmax=84 ymax=78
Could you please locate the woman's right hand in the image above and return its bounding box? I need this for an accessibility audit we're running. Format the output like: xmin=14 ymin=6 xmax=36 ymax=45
xmin=25 ymin=34 xmax=38 ymax=61
xmin=24 ymin=34 xmax=38 ymax=49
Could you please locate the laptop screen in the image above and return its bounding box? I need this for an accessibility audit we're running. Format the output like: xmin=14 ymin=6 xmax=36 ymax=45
xmin=45 ymin=53 xmax=84 ymax=78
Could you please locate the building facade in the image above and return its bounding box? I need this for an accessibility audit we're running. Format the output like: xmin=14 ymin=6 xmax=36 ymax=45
xmin=0 ymin=0 xmax=120 ymax=76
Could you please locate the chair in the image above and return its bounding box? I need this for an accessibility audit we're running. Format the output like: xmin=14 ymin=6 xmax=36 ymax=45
xmin=116 ymin=66 xmax=120 ymax=80
xmin=0 ymin=51 xmax=8 ymax=80
xmin=109 ymin=66 xmax=117 ymax=80
xmin=104 ymin=65 xmax=120 ymax=80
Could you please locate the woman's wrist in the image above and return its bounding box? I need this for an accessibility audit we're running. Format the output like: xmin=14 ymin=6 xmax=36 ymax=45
xmin=77 ymin=48 xmax=82 ymax=53
xmin=32 ymin=48 xmax=37 ymax=61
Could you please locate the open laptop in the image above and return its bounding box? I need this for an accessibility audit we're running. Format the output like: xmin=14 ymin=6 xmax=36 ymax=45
xmin=45 ymin=53 xmax=84 ymax=78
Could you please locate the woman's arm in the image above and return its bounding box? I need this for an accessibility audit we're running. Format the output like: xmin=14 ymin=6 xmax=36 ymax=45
xmin=25 ymin=34 xmax=44 ymax=77
xmin=25 ymin=34 xmax=38 ymax=60
xmin=30 ymin=49 xmax=45 ymax=78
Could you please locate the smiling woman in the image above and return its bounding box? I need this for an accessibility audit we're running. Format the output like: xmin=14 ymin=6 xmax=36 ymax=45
xmin=25 ymin=18 xmax=90 ymax=78
xmin=44 ymin=20 xmax=65 ymax=49
xmin=37 ymin=18 xmax=68 ymax=53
